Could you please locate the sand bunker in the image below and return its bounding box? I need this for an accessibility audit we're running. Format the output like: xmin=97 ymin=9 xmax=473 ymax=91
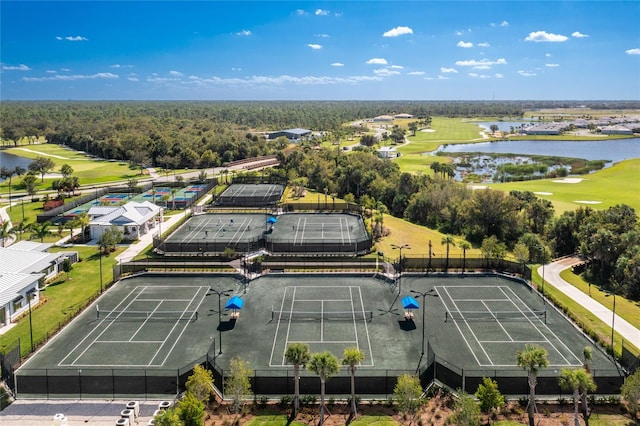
xmin=469 ymin=185 xmax=488 ymax=190
xmin=534 ymin=192 xmax=553 ymax=195
xmin=420 ymin=129 xmax=436 ymax=132
xmin=575 ymin=200 xmax=602 ymax=204
xmin=553 ymin=178 xmax=583 ymax=184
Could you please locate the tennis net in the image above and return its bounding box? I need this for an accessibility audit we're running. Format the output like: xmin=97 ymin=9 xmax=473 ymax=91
xmin=97 ymin=307 xmax=199 ymax=322
xmin=445 ymin=310 xmax=546 ymax=323
xmin=272 ymin=309 xmax=373 ymax=322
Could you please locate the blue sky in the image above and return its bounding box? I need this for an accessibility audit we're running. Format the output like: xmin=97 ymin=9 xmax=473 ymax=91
xmin=1 ymin=1 xmax=639 ymax=100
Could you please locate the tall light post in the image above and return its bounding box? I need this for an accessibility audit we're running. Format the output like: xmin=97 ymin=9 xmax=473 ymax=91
xmin=538 ymin=245 xmax=546 ymax=305
xmin=207 ymin=288 xmax=233 ymax=355
xmin=99 ymin=250 xmax=103 ymax=293
xmin=410 ymin=289 xmax=438 ymax=356
xmin=28 ymin=291 xmax=35 ymax=353
xmin=392 ymin=244 xmax=410 ymax=295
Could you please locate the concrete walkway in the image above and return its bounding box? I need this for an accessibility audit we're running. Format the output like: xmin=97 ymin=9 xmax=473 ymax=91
xmin=540 ymin=256 xmax=640 ymax=348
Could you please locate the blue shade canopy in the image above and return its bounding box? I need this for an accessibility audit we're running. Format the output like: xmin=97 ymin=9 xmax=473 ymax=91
xmin=225 ymin=296 xmax=244 ymax=310
xmin=402 ymin=296 xmax=420 ymax=310
xmin=266 ymin=216 xmax=278 ymax=224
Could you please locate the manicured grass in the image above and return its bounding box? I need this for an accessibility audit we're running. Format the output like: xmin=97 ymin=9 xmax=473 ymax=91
xmin=589 ymin=413 xmax=636 ymax=425
xmin=1 ymin=143 xmax=143 ymax=194
xmin=0 ymin=245 xmax=124 ymax=357
xmin=349 ymin=415 xmax=399 ymax=425
xmin=244 ymin=413 xmax=306 ymax=425
xmin=488 ymin=158 xmax=640 ymax=214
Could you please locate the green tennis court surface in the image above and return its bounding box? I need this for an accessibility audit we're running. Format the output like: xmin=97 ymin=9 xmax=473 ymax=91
xmin=17 ymin=274 xmax=619 ymax=397
xmin=215 ymin=183 xmax=284 ymax=206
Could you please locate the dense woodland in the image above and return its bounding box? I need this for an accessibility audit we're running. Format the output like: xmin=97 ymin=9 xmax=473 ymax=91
xmin=1 ymin=101 xmax=639 ymax=299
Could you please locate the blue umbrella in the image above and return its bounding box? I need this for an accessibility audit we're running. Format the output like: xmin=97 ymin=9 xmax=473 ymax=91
xmin=402 ymin=296 xmax=420 ymax=310
xmin=266 ymin=216 xmax=277 ymax=224
xmin=225 ymin=296 xmax=244 ymax=310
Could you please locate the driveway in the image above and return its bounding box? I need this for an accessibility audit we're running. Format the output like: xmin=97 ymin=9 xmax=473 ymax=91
xmin=540 ymin=256 xmax=640 ymax=348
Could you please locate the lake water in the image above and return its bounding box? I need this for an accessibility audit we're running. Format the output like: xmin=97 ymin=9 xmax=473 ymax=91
xmin=0 ymin=151 xmax=33 ymax=181
xmin=436 ymin=138 xmax=640 ymax=164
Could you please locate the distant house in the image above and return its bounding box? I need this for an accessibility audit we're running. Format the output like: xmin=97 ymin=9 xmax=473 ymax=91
xmin=524 ymin=123 xmax=566 ymax=135
xmin=88 ymin=201 xmax=162 ymax=241
xmin=267 ymin=128 xmax=312 ymax=142
xmin=394 ymin=113 xmax=414 ymax=119
xmin=373 ymin=115 xmax=394 ymax=122
xmin=377 ymin=146 xmax=399 ymax=158
xmin=0 ymin=241 xmax=78 ymax=327
xmin=600 ymin=125 xmax=633 ymax=135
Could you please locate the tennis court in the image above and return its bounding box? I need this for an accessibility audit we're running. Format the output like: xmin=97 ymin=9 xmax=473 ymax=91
xmin=215 ymin=183 xmax=284 ymax=206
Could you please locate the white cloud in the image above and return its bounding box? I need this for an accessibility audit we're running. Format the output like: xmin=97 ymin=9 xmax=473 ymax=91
xmin=315 ymin=9 xmax=329 ymax=16
xmin=545 ymin=53 xmax=552 ymax=57
xmin=307 ymin=44 xmax=322 ymax=50
xmin=478 ymin=42 xmax=490 ymax=47
xmin=147 ymin=77 xmax=180 ymax=83
xmin=500 ymin=21 xmax=509 ymax=27
xmin=46 ymin=70 xmax=56 ymax=74
xmin=390 ymin=65 xmax=404 ymax=69
xmin=231 ymin=67 xmax=242 ymax=71
xmin=495 ymin=73 xmax=504 ymax=78
xmin=296 ymin=9 xmax=307 ymax=15
xmin=169 ymin=70 xmax=184 ymax=76
xmin=2 ymin=64 xmax=31 ymax=71
xmin=457 ymin=41 xmax=473 ymax=48
xmin=373 ymin=68 xmax=401 ymax=76
xmin=455 ymin=30 xmax=464 ymax=36
xmin=383 ymin=26 xmax=413 ymax=37
xmin=331 ymin=62 xmax=344 ymax=67
xmin=316 ymin=33 xmax=329 ymax=38
xmin=572 ymin=31 xmax=589 ymax=38
xmin=110 ymin=64 xmax=134 ymax=69
xmin=56 ymin=35 xmax=88 ymax=41
xmin=183 ymin=74 xmax=383 ymax=87
xmin=61 ymin=68 xmax=71 ymax=72
xmin=525 ymin=31 xmax=569 ymax=42
xmin=407 ymin=71 xmax=425 ymax=75
xmin=518 ymin=70 xmax=537 ymax=77
xmin=23 ymin=72 xmax=118 ymax=82
xmin=236 ymin=29 xmax=252 ymax=36
xmin=440 ymin=67 xmax=458 ymax=73
xmin=455 ymin=58 xmax=507 ymax=67
xmin=473 ymin=65 xmax=491 ymax=70
xmin=425 ymin=75 xmax=449 ymax=80
xmin=545 ymin=63 xmax=560 ymax=67
xmin=128 ymin=77 xmax=139 ymax=82
xmin=625 ymin=48 xmax=640 ymax=55
xmin=468 ymin=73 xmax=490 ymax=79
xmin=366 ymin=58 xmax=388 ymax=65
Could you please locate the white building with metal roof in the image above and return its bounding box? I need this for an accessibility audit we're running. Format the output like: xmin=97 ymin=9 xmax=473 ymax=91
xmin=88 ymin=200 xmax=162 ymax=241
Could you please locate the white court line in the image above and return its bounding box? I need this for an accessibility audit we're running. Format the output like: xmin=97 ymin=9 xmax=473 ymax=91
xmin=290 ymin=340 xmax=359 ymax=344
xmin=296 ymin=298 xmax=352 ymax=302
xmin=481 ymin=300 xmax=513 ymax=342
xmin=480 ymin=340 xmax=548 ymax=344
xmin=155 ymin=286 xmax=209 ymax=366
xmin=457 ymin=298 xmax=509 ymax=302
xmin=95 ymin=340 xmax=164 ymax=344
xmin=435 ymin=287 xmax=483 ymax=366
xmin=60 ymin=286 xmax=147 ymax=366
xmin=349 ymin=287 xmax=360 ymax=352
xmin=138 ymin=298 xmax=194 ymax=302
xmin=356 ymin=286 xmax=374 ymax=367
xmin=501 ymin=287 xmax=581 ymax=366
xmin=269 ymin=286 xmax=291 ymax=367
xmin=445 ymin=287 xmax=494 ymax=364
xmin=130 ymin=301 xmax=163 ymax=341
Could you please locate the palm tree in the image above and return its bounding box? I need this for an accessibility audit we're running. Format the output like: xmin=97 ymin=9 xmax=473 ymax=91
xmin=342 ymin=347 xmax=365 ymax=418
xmin=582 ymin=347 xmax=594 ymax=423
xmin=0 ymin=221 xmax=16 ymax=247
xmin=75 ymin=212 xmax=90 ymax=242
xmin=516 ymin=344 xmax=549 ymax=426
xmin=285 ymin=343 xmax=311 ymax=417
xmin=308 ymin=352 xmax=340 ymax=426
xmin=171 ymin=187 xmax=177 ymax=210
xmin=458 ymin=240 xmax=471 ymax=274
xmin=441 ymin=235 xmax=455 ymax=271
xmin=13 ymin=221 xmax=32 ymax=242
xmin=559 ymin=368 xmax=596 ymax=426
xmin=32 ymin=221 xmax=52 ymax=243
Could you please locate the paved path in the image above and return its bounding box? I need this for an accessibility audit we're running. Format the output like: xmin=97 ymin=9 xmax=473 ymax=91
xmin=540 ymin=256 xmax=640 ymax=348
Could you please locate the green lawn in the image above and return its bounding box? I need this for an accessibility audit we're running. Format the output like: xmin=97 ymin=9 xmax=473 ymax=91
xmin=1 ymin=143 xmax=144 ymax=195
xmin=0 ymin=245 xmax=124 ymax=356
xmin=488 ymin=158 xmax=640 ymax=214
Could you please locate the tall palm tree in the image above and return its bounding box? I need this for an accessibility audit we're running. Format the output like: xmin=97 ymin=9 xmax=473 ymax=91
xmin=582 ymin=347 xmax=594 ymax=424
xmin=13 ymin=221 xmax=32 ymax=242
xmin=0 ymin=221 xmax=16 ymax=247
xmin=285 ymin=343 xmax=310 ymax=417
xmin=559 ymin=368 xmax=596 ymax=426
xmin=458 ymin=240 xmax=471 ymax=274
xmin=342 ymin=347 xmax=365 ymax=418
xmin=516 ymin=344 xmax=549 ymax=426
xmin=308 ymin=351 xmax=340 ymax=426
xmin=32 ymin=221 xmax=52 ymax=243
xmin=75 ymin=212 xmax=90 ymax=242
xmin=441 ymin=235 xmax=455 ymax=271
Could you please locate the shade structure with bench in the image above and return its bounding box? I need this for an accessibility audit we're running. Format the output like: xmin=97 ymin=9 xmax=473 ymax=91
xmin=225 ymin=296 xmax=244 ymax=319
xmin=402 ymin=295 xmax=420 ymax=320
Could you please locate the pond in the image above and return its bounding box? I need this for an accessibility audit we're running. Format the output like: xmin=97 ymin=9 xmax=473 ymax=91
xmin=0 ymin=151 xmax=33 ymax=182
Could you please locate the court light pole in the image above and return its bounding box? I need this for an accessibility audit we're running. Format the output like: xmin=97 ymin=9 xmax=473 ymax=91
xmin=537 ymin=245 xmax=546 ymax=305
xmin=99 ymin=250 xmax=103 ymax=293
xmin=392 ymin=244 xmax=410 ymax=295
xmin=605 ymin=291 xmax=617 ymax=355
xmin=28 ymin=291 xmax=34 ymax=353
xmin=207 ymin=288 xmax=233 ymax=355
xmin=410 ymin=289 xmax=438 ymax=356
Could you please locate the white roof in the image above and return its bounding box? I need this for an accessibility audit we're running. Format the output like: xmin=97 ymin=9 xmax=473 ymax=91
xmin=10 ymin=240 xmax=52 ymax=252
xmin=0 ymin=246 xmax=61 ymax=275
xmin=90 ymin=201 xmax=161 ymax=227
xmin=0 ymin=271 xmax=42 ymax=306
xmin=378 ymin=146 xmax=397 ymax=152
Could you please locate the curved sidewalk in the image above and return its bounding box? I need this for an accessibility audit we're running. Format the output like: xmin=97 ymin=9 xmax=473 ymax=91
xmin=540 ymin=256 xmax=640 ymax=348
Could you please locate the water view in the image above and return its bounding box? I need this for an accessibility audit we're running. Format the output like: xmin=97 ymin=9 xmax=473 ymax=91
xmin=0 ymin=151 xmax=33 ymax=182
